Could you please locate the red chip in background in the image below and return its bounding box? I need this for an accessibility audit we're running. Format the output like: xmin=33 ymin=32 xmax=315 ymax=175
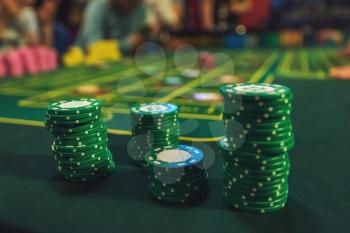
xmin=18 ymin=47 xmax=39 ymax=75
xmin=199 ymin=52 xmax=215 ymax=70
xmin=0 ymin=53 xmax=7 ymax=78
xmin=5 ymin=49 xmax=25 ymax=78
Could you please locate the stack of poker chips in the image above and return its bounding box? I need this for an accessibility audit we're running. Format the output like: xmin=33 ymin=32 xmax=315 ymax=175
xmin=219 ymin=83 xmax=295 ymax=213
xmin=145 ymin=145 xmax=209 ymax=203
xmin=45 ymin=98 xmax=116 ymax=182
xmin=1 ymin=46 xmax=58 ymax=78
xmin=129 ymin=103 xmax=180 ymax=167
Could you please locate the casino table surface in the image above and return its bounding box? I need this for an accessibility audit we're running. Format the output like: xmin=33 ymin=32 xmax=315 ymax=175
xmin=0 ymin=48 xmax=349 ymax=233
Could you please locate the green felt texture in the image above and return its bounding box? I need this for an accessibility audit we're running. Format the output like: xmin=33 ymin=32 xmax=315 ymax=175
xmin=0 ymin=78 xmax=349 ymax=233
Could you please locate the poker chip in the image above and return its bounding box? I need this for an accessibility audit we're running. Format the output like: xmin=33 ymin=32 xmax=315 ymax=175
xmin=145 ymin=145 xmax=209 ymax=203
xmin=199 ymin=52 xmax=215 ymax=70
xmin=4 ymin=50 xmax=25 ymax=78
xmin=45 ymin=98 xmax=116 ymax=182
xmin=129 ymin=103 xmax=180 ymax=167
xmin=47 ymin=98 xmax=103 ymax=115
xmin=219 ymin=83 xmax=295 ymax=213
xmin=0 ymin=53 xmax=6 ymax=78
xmin=183 ymin=69 xmax=200 ymax=78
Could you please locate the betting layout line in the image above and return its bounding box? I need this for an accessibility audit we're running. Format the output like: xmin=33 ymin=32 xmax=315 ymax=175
xmin=0 ymin=68 xmax=118 ymax=96
xmin=152 ymin=48 xmax=254 ymax=104
xmin=299 ymin=50 xmax=310 ymax=72
xmin=0 ymin=67 xmax=95 ymax=96
xmin=281 ymin=50 xmax=295 ymax=73
xmin=14 ymin=50 xmax=225 ymax=121
xmin=318 ymin=49 xmax=334 ymax=70
xmin=17 ymin=70 xmax=138 ymax=107
xmin=276 ymin=49 xmax=328 ymax=80
xmin=102 ymin=49 xmax=242 ymax=120
xmin=16 ymin=51 xmax=177 ymax=107
xmin=248 ymin=50 xmax=279 ymax=83
xmin=264 ymin=75 xmax=274 ymax=84
xmin=105 ymin=49 xmax=274 ymax=119
xmin=97 ymin=51 xmax=202 ymax=101
xmin=17 ymin=52 xmax=175 ymax=107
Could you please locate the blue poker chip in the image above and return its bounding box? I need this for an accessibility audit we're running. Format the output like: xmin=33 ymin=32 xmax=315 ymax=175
xmin=145 ymin=145 xmax=204 ymax=168
xmin=130 ymin=103 xmax=178 ymax=116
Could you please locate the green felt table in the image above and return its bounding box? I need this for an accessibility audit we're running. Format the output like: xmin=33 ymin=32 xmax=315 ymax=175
xmin=0 ymin=48 xmax=349 ymax=233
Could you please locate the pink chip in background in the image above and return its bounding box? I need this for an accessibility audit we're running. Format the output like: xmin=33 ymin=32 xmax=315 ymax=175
xmin=33 ymin=46 xmax=50 ymax=72
xmin=47 ymin=48 xmax=58 ymax=71
xmin=0 ymin=53 xmax=7 ymax=78
xmin=5 ymin=49 xmax=25 ymax=78
xmin=18 ymin=47 xmax=39 ymax=75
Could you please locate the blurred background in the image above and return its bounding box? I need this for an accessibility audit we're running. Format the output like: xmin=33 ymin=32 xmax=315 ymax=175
xmin=1 ymin=0 xmax=350 ymax=55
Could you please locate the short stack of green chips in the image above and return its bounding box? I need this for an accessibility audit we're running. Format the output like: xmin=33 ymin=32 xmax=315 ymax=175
xmin=129 ymin=103 xmax=180 ymax=167
xmin=145 ymin=145 xmax=209 ymax=204
xmin=219 ymin=83 xmax=295 ymax=213
xmin=45 ymin=98 xmax=116 ymax=182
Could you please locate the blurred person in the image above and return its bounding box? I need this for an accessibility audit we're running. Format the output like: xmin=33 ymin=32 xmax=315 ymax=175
xmin=76 ymin=0 xmax=147 ymax=53
xmin=36 ymin=0 xmax=70 ymax=54
xmin=229 ymin=0 xmax=253 ymax=16
xmin=145 ymin=0 xmax=183 ymax=34
xmin=0 ymin=0 xmax=40 ymax=46
xmin=144 ymin=0 xmax=186 ymax=49
xmin=201 ymin=0 xmax=215 ymax=31
xmin=66 ymin=0 xmax=86 ymax=41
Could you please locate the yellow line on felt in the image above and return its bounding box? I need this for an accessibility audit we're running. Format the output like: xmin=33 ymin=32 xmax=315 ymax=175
xmin=157 ymin=61 xmax=233 ymax=103
xmin=300 ymin=51 xmax=309 ymax=72
xmin=152 ymin=50 xmax=253 ymax=104
xmin=180 ymin=136 xmax=223 ymax=142
xmin=264 ymin=75 xmax=274 ymax=84
xmin=17 ymin=51 xmax=178 ymax=105
xmin=319 ymin=50 xmax=333 ymax=69
xmin=107 ymin=128 xmax=131 ymax=136
xmin=0 ymin=117 xmax=45 ymax=127
xmin=248 ymin=51 xmax=278 ymax=83
xmin=18 ymin=68 xmax=139 ymax=107
xmin=179 ymin=112 xmax=222 ymax=121
xmin=284 ymin=51 xmax=295 ymax=72
xmin=0 ymin=117 xmax=223 ymax=142
xmin=277 ymin=52 xmax=289 ymax=72
xmin=98 ymin=54 xmax=197 ymax=100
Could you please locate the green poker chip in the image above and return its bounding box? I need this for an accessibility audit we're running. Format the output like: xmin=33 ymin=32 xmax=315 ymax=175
xmin=129 ymin=103 xmax=180 ymax=167
xmin=53 ymin=148 xmax=109 ymax=160
xmin=224 ymin=191 xmax=288 ymax=209
xmin=58 ymin=153 xmax=113 ymax=171
xmin=145 ymin=145 xmax=209 ymax=204
xmin=59 ymin=161 xmax=116 ymax=182
xmin=45 ymin=98 xmax=115 ymax=182
xmin=54 ymin=136 xmax=108 ymax=147
xmin=220 ymin=83 xmax=294 ymax=213
xmin=220 ymin=83 xmax=291 ymax=100
xmin=45 ymin=120 xmax=105 ymax=134
xmin=45 ymin=110 xmax=101 ymax=121
xmin=52 ymin=140 xmax=107 ymax=153
xmin=55 ymin=128 xmax=108 ymax=142
xmin=45 ymin=114 xmax=101 ymax=126
xmin=47 ymin=98 xmax=103 ymax=115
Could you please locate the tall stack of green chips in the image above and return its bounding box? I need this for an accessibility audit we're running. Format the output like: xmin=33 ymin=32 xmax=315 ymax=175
xmin=219 ymin=83 xmax=295 ymax=213
xmin=129 ymin=103 xmax=180 ymax=167
xmin=145 ymin=145 xmax=209 ymax=203
xmin=45 ymin=98 xmax=116 ymax=182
